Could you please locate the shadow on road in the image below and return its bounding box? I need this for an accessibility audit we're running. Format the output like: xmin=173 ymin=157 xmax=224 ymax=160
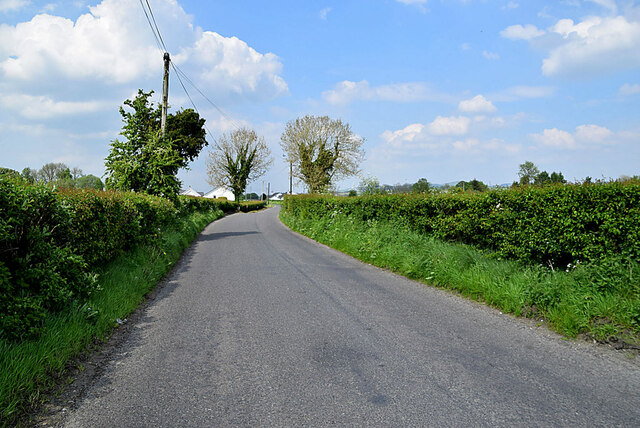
xmin=198 ymin=231 xmax=260 ymax=241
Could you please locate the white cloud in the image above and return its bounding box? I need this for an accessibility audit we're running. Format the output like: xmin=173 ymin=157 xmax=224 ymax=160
xmin=428 ymin=115 xmax=470 ymax=136
xmin=492 ymin=85 xmax=556 ymax=101
xmin=396 ymin=0 xmax=428 ymax=12
xmin=458 ymin=95 xmax=497 ymax=113
xmin=0 ymin=93 xmax=106 ymax=119
xmin=531 ymin=128 xmax=576 ymax=149
xmin=543 ymin=16 xmax=640 ymax=77
xmin=0 ymin=0 xmax=29 ymax=13
xmin=0 ymin=0 xmax=287 ymax=105
xmin=453 ymin=138 xmax=480 ymax=152
xmin=396 ymin=0 xmax=427 ymax=4
xmin=619 ymin=83 xmax=640 ymax=95
xmin=482 ymin=50 xmax=500 ymax=60
xmin=319 ymin=7 xmax=332 ymax=20
xmin=500 ymin=24 xmax=545 ymax=40
xmin=179 ymin=32 xmax=288 ymax=101
xmin=381 ymin=123 xmax=426 ymax=147
xmin=323 ymin=80 xmax=451 ymax=105
xmin=504 ymin=2 xmax=519 ymax=10
xmin=531 ymin=124 xmax=614 ymax=149
xmin=575 ymin=124 xmax=613 ymax=142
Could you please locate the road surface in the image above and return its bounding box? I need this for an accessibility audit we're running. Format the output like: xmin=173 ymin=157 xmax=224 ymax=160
xmin=61 ymin=207 xmax=640 ymax=427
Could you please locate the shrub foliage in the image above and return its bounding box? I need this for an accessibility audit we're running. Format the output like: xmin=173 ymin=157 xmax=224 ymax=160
xmin=0 ymin=177 xmax=232 ymax=341
xmin=283 ymin=182 xmax=640 ymax=268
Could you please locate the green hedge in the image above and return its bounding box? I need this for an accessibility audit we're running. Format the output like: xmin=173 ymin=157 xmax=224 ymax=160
xmin=0 ymin=178 xmax=227 ymax=341
xmin=239 ymin=200 xmax=267 ymax=212
xmin=176 ymin=195 xmax=238 ymax=216
xmin=283 ymin=182 xmax=640 ymax=267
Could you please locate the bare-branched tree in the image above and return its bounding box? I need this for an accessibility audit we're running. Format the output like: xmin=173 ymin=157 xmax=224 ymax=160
xmin=280 ymin=115 xmax=364 ymax=193
xmin=206 ymin=128 xmax=273 ymax=201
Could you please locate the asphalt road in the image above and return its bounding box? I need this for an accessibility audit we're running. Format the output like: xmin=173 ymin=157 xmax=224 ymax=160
xmin=62 ymin=207 xmax=640 ymax=427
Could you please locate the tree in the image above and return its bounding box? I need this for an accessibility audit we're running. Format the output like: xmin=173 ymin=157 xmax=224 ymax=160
xmin=534 ymin=171 xmax=551 ymax=186
xmin=280 ymin=115 xmax=364 ymax=193
xmin=76 ymin=174 xmax=104 ymax=190
xmin=456 ymin=179 xmax=488 ymax=192
xmin=104 ymin=90 xmax=207 ymax=200
xmin=21 ymin=167 xmax=37 ymax=183
xmin=0 ymin=167 xmax=19 ymax=178
xmin=37 ymin=162 xmax=68 ymax=184
xmin=206 ymin=128 xmax=273 ymax=202
xmin=106 ymin=132 xmax=182 ymax=200
xmin=518 ymin=161 xmax=540 ymax=185
xmin=412 ymin=178 xmax=430 ymax=193
xmin=358 ymin=176 xmax=385 ymax=195
xmin=550 ymin=171 xmax=566 ymax=184
xmin=70 ymin=167 xmax=83 ymax=180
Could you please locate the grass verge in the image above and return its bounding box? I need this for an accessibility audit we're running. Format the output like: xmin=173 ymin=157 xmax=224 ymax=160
xmin=280 ymin=211 xmax=640 ymax=349
xmin=0 ymin=209 xmax=224 ymax=426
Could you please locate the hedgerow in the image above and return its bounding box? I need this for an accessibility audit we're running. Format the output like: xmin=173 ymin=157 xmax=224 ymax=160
xmin=239 ymin=200 xmax=267 ymax=212
xmin=0 ymin=178 xmax=230 ymax=342
xmin=283 ymin=182 xmax=640 ymax=268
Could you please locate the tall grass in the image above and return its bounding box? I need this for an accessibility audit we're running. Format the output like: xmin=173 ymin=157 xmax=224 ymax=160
xmin=0 ymin=209 xmax=223 ymax=426
xmin=280 ymin=211 xmax=640 ymax=346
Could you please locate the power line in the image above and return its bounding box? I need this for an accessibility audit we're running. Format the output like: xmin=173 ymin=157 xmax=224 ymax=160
xmin=138 ymin=0 xmax=164 ymax=53
xmin=144 ymin=0 xmax=168 ymax=51
xmin=137 ymin=0 xmax=243 ymax=138
xmin=172 ymin=63 xmax=243 ymax=131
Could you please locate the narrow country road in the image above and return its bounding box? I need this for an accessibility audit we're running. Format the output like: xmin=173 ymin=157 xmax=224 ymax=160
xmin=61 ymin=207 xmax=640 ymax=427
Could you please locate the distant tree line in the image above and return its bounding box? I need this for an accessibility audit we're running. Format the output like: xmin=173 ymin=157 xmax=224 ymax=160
xmin=1 ymin=163 xmax=104 ymax=190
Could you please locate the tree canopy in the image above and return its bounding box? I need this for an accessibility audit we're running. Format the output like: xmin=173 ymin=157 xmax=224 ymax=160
xmin=104 ymin=90 xmax=207 ymax=200
xmin=206 ymin=127 xmax=273 ymax=202
xmin=280 ymin=115 xmax=364 ymax=193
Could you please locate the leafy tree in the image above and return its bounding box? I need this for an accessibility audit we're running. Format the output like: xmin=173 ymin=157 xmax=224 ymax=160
xmin=104 ymin=90 xmax=207 ymax=200
xmin=106 ymin=132 xmax=182 ymax=200
xmin=550 ymin=171 xmax=566 ymax=184
xmin=348 ymin=189 xmax=357 ymax=197
xmin=280 ymin=115 xmax=364 ymax=193
xmin=391 ymin=182 xmax=413 ymax=194
xmin=358 ymin=176 xmax=385 ymax=195
xmin=412 ymin=178 xmax=431 ymax=193
xmin=456 ymin=179 xmax=488 ymax=192
xmin=165 ymin=108 xmax=207 ymax=168
xmin=206 ymin=128 xmax=273 ymax=202
xmin=518 ymin=161 xmax=540 ymax=185
xmin=70 ymin=167 xmax=83 ymax=180
xmin=21 ymin=168 xmax=37 ymax=183
xmin=534 ymin=171 xmax=551 ymax=186
xmin=37 ymin=162 xmax=68 ymax=184
xmin=0 ymin=168 xmax=19 ymax=178
xmin=76 ymin=174 xmax=104 ymax=190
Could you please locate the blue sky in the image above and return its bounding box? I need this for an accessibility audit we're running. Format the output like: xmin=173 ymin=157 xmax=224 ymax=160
xmin=1 ymin=0 xmax=639 ymax=193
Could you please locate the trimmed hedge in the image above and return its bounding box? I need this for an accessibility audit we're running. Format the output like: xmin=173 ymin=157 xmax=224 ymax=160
xmin=0 ymin=178 xmax=229 ymax=341
xmin=177 ymin=195 xmax=238 ymax=216
xmin=283 ymin=182 xmax=640 ymax=268
xmin=239 ymin=200 xmax=267 ymax=212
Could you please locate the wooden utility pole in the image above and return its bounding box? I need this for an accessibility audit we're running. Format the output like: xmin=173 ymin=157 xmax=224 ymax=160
xmin=289 ymin=161 xmax=293 ymax=194
xmin=161 ymin=52 xmax=170 ymax=136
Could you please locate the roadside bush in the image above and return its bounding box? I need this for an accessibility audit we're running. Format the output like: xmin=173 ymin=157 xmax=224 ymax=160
xmin=0 ymin=178 xmax=96 ymax=341
xmin=176 ymin=195 xmax=238 ymax=216
xmin=240 ymin=201 xmax=267 ymax=212
xmin=283 ymin=182 xmax=640 ymax=268
xmin=58 ymin=189 xmax=175 ymax=266
xmin=0 ymin=181 xmax=235 ymax=342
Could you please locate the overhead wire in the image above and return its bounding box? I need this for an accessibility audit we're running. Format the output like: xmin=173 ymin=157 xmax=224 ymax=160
xmin=138 ymin=0 xmax=164 ymax=53
xmin=137 ymin=0 xmax=243 ymax=142
xmin=144 ymin=0 xmax=168 ymax=52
